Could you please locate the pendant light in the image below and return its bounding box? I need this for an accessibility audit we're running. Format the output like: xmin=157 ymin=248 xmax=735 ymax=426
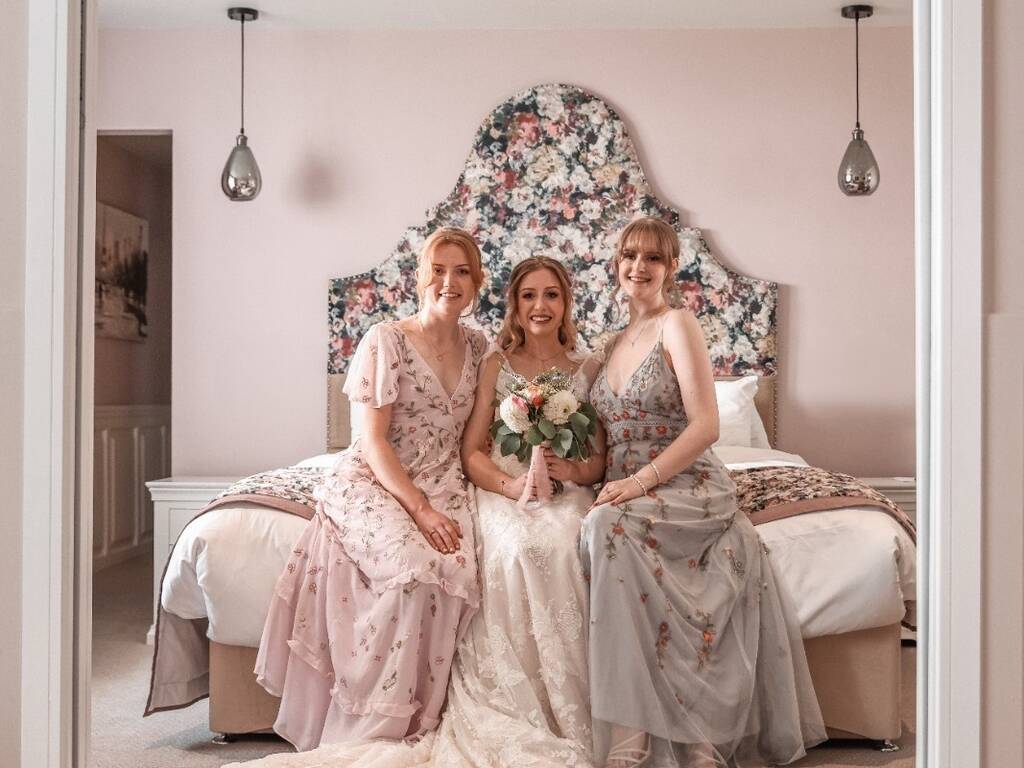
xmin=221 ymin=7 xmax=262 ymax=201
xmin=837 ymin=5 xmax=880 ymax=196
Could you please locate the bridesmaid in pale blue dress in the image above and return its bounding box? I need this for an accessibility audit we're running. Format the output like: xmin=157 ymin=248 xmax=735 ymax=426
xmin=581 ymin=218 xmax=826 ymax=767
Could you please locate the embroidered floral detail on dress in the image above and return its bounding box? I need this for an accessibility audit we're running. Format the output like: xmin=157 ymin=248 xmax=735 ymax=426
xmin=692 ymin=469 xmax=712 ymax=495
xmin=693 ymin=609 xmax=716 ymax=670
xmin=724 ymin=547 xmax=746 ymax=577
xmin=605 ymin=516 xmax=628 ymax=559
xmin=655 ymin=621 xmax=671 ymax=669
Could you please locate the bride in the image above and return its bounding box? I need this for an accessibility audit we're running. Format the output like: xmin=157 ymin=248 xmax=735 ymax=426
xmin=227 ymin=255 xmax=605 ymax=768
xmin=445 ymin=254 xmax=606 ymax=765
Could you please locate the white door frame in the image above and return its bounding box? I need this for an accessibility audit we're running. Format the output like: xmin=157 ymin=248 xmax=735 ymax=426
xmin=21 ymin=1 xmax=83 ymax=766
xmin=20 ymin=0 xmax=983 ymax=766
xmin=915 ymin=0 xmax=984 ymax=766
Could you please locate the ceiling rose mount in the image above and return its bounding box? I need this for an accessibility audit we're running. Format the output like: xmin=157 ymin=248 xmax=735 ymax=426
xmin=227 ymin=7 xmax=259 ymax=23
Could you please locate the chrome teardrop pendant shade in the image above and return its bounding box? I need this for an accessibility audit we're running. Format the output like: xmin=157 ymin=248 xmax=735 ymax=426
xmin=838 ymin=5 xmax=879 ymax=196
xmin=222 ymin=7 xmax=261 ymax=201
xmin=838 ymin=127 xmax=880 ymax=195
xmin=222 ymin=134 xmax=262 ymax=199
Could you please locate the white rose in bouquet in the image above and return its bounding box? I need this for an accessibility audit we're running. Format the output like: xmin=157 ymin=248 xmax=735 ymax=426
xmin=499 ymin=395 xmax=533 ymax=434
xmin=542 ymin=389 xmax=579 ymax=425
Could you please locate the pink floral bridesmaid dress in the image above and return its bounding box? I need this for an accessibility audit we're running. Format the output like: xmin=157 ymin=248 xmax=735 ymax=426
xmin=255 ymin=320 xmax=489 ymax=752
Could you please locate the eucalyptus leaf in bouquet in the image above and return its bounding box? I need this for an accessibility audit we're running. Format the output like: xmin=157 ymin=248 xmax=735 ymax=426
xmin=490 ymin=368 xmax=599 ymax=508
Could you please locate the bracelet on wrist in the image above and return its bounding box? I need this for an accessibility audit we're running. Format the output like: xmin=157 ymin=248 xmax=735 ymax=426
xmin=630 ymin=474 xmax=648 ymax=495
xmin=648 ymin=461 xmax=663 ymax=486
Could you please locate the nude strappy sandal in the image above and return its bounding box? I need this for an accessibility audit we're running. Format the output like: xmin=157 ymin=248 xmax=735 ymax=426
xmin=605 ymin=731 xmax=651 ymax=768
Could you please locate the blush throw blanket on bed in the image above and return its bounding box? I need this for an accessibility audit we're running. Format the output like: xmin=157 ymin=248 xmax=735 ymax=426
xmin=146 ymin=463 xmax=914 ymax=714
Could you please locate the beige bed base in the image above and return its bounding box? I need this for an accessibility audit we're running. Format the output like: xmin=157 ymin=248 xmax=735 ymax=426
xmin=209 ymin=622 xmax=903 ymax=743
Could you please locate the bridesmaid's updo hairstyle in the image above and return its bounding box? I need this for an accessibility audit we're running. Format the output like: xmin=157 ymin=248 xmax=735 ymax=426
xmin=416 ymin=226 xmax=485 ymax=309
xmin=497 ymin=255 xmax=577 ymax=354
xmin=615 ymin=216 xmax=681 ymax=297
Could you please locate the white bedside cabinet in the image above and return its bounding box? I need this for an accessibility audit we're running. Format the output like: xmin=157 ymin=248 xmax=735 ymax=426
xmin=145 ymin=476 xmax=241 ymax=644
xmin=857 ymin=476 xmax=917 ymax=524
xmin=859 ymin=476 xmax=917 ymax=642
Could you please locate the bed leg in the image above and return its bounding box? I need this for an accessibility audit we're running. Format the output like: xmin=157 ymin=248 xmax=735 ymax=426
xmin=875 ymin=739 xmax=901 ymax=752
xmin=211 ymin=733 xmax=237 ymax=745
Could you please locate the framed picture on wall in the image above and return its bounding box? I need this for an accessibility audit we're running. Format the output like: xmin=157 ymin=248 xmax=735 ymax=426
xmin=95 ymin=201 xmax=148 ymax=341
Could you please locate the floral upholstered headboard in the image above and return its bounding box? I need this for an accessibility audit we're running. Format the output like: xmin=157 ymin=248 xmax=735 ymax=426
xmin=327 ymin=83 xmax=778 ymax=449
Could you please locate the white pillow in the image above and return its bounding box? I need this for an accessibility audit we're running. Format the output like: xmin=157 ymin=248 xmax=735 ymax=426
xmin=748 ymin=395 xmax=771 ymax=448
xmin=293 ymin=453 xmax=339 ymax=468
xmin=323 ymin=377 xmax=769 ymax=455
xmin=714 ymin=375 xmax=771 ymax=448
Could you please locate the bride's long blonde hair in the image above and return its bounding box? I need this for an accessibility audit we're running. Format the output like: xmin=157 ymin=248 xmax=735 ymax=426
xmin=496 ymin=256 xmax=577 ymax=354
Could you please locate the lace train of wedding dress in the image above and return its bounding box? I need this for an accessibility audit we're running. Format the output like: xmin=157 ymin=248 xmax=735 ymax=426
xmin=226 ymin=360 xmax=598 ymax=768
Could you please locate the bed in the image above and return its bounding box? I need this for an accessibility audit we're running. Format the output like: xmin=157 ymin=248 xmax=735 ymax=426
xmin=147 ymin=83 xmax=916 ymax=748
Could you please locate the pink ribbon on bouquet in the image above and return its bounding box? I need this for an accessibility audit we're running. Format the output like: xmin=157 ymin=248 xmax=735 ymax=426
xmin=517 ymin=445 xmax=552 ymax=510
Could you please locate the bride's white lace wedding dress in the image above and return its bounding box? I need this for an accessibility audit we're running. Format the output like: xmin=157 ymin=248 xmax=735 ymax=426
xmin=226 ymin=356 xmax=600 ymax=768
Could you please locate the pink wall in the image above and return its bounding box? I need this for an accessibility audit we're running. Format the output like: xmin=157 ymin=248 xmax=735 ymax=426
xmin=982 ymin=0 xmax=1024 ymax=763
xmin=97 ymin=27 xmax=915 ymax=477
xmin=95 ymin=136 xmax=173 ymax=406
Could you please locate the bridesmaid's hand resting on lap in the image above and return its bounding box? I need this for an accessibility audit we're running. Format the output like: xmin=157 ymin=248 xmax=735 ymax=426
xmin=590 ymin=477 xmax=646 ymax=509
xmin=411 ymin=501 xmax=463 ymax=554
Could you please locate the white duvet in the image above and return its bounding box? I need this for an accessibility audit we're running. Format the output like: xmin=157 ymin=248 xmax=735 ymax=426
xmin=162 ymin=447 xmax=916 ymax=647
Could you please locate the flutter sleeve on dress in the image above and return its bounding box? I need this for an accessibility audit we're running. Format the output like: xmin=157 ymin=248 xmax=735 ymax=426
xmin=467 ymin=327 xmax=493 ymax=374
xmin=342 ymin=322 xmax=402 ymax=408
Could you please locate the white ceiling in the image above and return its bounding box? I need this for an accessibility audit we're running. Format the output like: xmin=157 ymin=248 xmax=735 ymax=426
xmin=97 ymin=1 xmax=912 ymax=30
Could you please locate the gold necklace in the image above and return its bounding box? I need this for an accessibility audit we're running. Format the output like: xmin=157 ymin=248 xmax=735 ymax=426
xmin=416 ymin=318 xmax=460 ymax=361
xmin=524 ymin=345 xmax=563 ymax=368
xmin=625 ymin=308 xmax=668 ymax=347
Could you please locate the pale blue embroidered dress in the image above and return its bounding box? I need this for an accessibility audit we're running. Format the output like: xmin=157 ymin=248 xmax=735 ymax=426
xmin=581 ymin=327 xmax=826 ymax=767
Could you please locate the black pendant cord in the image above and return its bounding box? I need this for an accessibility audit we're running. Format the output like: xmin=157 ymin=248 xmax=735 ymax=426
xmin=855 ymin=16 xmax=861 ymax=129
xmin=238 ymin=17 xmax=244 ymax=135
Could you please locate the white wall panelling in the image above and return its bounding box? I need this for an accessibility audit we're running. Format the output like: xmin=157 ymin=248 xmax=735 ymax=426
xmin=92 ymin=405 xmax=170 ymax=571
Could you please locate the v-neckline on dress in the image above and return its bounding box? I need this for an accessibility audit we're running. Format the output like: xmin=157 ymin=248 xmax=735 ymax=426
xmin=396 ymin=322 xmax=471 ymax=401
xmin=603 ymin=335 xmax=664 ymax=399
xmin=498 ymin=353 xmax=582 ymax=385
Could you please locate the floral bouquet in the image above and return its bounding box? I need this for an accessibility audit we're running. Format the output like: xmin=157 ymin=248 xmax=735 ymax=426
xmin=489 ymin=368 xmax=599 ymax=509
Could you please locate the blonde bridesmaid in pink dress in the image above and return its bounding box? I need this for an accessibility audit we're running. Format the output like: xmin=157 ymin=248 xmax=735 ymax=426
xmin=255 ymin=228 xmax=490 ymax=752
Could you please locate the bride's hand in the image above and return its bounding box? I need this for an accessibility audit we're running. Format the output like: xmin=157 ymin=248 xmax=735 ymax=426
xmin=590 ymin=477 xmax=645 ymax=509
xmin=502 ymin=473 xmax=553 ymax=501
xmin=542 ymin=447 xmax=580 ymax=483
